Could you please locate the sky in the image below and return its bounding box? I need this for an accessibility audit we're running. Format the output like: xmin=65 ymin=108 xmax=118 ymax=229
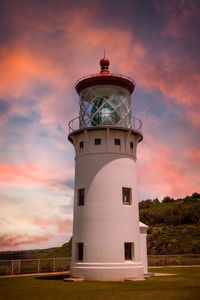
xmin=0 ymin=0 xmax=200 ymax=251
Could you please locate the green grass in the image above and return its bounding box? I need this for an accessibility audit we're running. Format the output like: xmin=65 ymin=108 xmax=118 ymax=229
xmin=0 ymin=267 xmax=200 ymax=300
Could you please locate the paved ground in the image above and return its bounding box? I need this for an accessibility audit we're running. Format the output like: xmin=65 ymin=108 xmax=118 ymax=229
xmin=0 ymin=271 xmax=69 ymax=278
xmin=154 ymin=273 xmax=177 ymax=276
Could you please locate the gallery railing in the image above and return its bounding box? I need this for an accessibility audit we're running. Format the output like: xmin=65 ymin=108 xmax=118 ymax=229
xmin=68 ymin=115 xmax=142 ymax=134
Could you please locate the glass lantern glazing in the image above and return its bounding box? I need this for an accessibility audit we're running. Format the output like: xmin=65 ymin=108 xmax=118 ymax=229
xmin=79 ymin=85 xmax=131 ymax=128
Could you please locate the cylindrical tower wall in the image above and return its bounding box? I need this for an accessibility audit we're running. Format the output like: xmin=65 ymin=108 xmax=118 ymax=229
xmin=72 ymin=154 xmax=141 ymax=262
xmin=69 ymin=128 xmax=144 ymax=280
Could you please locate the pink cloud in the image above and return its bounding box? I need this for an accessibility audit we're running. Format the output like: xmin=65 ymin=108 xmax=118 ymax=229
xmin=123 ymin=49 xmax=200 ymax=126
xmin=0 ymin=233 xmax=52 ymax=249
xmin=0 ymin=163 xmax=72 ymax=189
xmin=186 ymin=149 xmax=200 ymax=164
xmin=0 ymin=163 xmax=38 ymax=184
xmin=138 ymin=134 xmax=200 ymax=199
xmin=26 ymin=217 xmax=72 ymax=234
xmin=0 ymin=163 xmax=48 ymax=186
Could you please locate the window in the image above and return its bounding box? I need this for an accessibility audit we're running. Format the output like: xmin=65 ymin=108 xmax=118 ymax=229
xmin=130 ymin=142 xmax=134 ymax=154
xmin=95 ymin=138 xmax=101 ymax=145
xmin=78 ymin=188 xmax=85 ymax=206
xmin=77 ymin=243 xmax=83 ymax=261
xmin=122 ymin=187 xmax=131 ymax=205
xmin=124 ymin=243 xmax=134 ymax=260
xmin=79 ymin=141 xmax=84 ymax=149
xmin=114 ymin=138 xmax=121 ymax=145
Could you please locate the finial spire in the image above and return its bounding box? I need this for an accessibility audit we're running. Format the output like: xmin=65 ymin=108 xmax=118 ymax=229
xmin=99 ymin=53 xmax=110 ymax=74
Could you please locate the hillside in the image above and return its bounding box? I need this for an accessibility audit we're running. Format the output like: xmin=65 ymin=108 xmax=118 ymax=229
xmin=139 ymin=192 xmax=200 ymax=254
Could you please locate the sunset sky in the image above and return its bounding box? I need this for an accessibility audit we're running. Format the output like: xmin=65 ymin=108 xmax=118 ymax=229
xmin=0 ymin=0 xmax=200 ymax=251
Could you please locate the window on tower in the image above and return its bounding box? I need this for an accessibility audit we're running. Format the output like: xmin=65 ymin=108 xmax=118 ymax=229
xmin=79 ymin=141 xmax=84 ymax=149
xmin=78 ymin=188 xmax=85 ymax=206
xmin=124 ymin=242 xmax=134 ymax=260
xmin=122 ymin=187 xmax=131 ymax=205
xmin=77 ymin=243 xmax=84 ymax=261
xmin=130 ymin=141 xmax=134 ymax=154
xmin=94 ymin=138 xmax=101 ymax=145
xmin=114 ymin=138 xmax=121 ymax=145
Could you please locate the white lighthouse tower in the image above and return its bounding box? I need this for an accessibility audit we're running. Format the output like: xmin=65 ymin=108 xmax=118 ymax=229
xmin=68 ymin=57 xmax=148 ymax=281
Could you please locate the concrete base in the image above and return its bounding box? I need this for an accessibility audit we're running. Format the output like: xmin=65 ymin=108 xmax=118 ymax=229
xmin=125 ymin=277 xmax=145 ymax=281
xmin=70 ymin=262 xmax=144 ymax=281
xmin=144 ymin=272 xmax=154 ymax=278
xmin=63 ymin=277 xmax=84 ymax=282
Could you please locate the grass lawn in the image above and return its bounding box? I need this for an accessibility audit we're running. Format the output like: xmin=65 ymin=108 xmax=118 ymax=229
xmin=0 ymin=267 xmax=199 ymax=300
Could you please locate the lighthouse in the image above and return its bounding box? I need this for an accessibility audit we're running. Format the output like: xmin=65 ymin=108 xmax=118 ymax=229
xmin=68 ymin=57 xmax=148 ymax=281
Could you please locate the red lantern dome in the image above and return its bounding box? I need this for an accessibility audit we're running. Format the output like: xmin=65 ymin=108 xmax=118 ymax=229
xmin=75 ymin=56 xmax=135 ymax=94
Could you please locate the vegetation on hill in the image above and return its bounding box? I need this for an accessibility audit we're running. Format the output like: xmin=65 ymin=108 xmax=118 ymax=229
xmin=139 ymin=192 xmax=200 ymax=255
xmin=45 ymin=238 xmax=72 ymax=258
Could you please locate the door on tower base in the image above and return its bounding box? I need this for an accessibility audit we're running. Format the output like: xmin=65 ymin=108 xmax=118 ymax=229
xmin=124 ymin=242 xmax=134 ymax=261
xmin=77 ymin=243 xmax=84 ymax=261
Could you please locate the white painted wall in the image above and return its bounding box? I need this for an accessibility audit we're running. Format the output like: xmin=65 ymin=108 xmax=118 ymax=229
xmin=139 ymin=222 xmax=148 ymax=273
xmin=69 ymin=128 xmax=146 ymax=280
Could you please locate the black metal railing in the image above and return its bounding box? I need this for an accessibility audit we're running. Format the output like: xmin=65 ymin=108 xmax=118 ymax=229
xmin=68 ymin=115 xmax=142 ymax=134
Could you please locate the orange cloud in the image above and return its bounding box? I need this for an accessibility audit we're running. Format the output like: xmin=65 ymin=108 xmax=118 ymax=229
xmin=0 ymin=47 xmax=65 ymax=97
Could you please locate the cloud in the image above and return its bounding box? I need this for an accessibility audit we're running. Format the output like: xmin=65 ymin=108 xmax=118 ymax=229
xmin=0 ymin=99 xmax=9 ymax=114
xmin=0 ymin=47 xmax=65 ymax=96
xmin=0 ymin=199 xmax=73 ymax=250
xmin=26 ymin=216 xmax=72 ymax=234
xmin=0 ymin=163 xmax=74 ymax=191
xmin=159 ymin=0 xmax=200 ymax=40
xmin=138 ymin=129 xmax=200 ymax=199
xmin=0 ymin=233 xmax=53 ymax=249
